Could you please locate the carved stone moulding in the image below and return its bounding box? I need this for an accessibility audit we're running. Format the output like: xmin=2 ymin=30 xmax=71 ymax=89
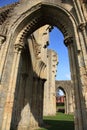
xmin=0 ymin=34 xmax=6 ymax=49
xmin=0 ymin=34 xmax=6 ymax=42
xmin=64 ymin=36 xmax=73 ymax=47
xmin=30 ymin=34 xmax=42 ymax=60
xmin=35 ymin=60 xmax=47 ymax=80
xmin=14 ymin=16 xmax=43 ymax=49
xmin=14 ymin=42 xmax=24 ymax=52
xmin=78 ymin=22 xmax=86 ymax=31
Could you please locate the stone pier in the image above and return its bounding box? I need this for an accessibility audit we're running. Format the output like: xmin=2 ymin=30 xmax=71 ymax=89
xmin=0 ymin=1 xmax=87 ymax=130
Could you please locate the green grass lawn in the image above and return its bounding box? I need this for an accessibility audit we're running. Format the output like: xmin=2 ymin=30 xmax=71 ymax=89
xmin=57 ymin=106 xmax=65 ymax=109
xmin=36 ymin=112 xmax=74 ymax=130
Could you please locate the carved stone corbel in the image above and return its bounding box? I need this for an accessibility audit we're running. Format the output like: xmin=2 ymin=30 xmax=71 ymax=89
xmin=64 ymin=36 xmax=73 ymax=47
xmin=78 ymin=22 xmax=86 ymax=31
xmin=30 ymin=35 xmax=42 ymax=60
xmin=14 ymin=42 xmax=25 ymax=53
xmin=34 ymin=44 xmax=42 ymax=59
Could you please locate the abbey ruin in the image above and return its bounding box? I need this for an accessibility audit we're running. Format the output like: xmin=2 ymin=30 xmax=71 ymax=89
xmin=56 ymin=80 xmax=74 ymax=114
xmin=0 ymin=0 xmax=87 ymax=130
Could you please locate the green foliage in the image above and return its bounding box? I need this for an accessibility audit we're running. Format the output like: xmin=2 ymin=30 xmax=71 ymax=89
xmin=36 ymin=112 xmax=74 ymax=130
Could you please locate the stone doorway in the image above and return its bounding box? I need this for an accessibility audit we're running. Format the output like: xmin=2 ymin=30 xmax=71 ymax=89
xmin=56 ymin=81 xmax=74 ymax=114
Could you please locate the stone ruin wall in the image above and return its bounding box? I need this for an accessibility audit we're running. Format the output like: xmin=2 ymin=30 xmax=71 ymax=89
xmin=56 ymin=80 xmax=74 ymax=114
xmin=43 ymin=49 xmax=58 ymax=116
xmin=0 ymin=1 xmax=87 ymax=130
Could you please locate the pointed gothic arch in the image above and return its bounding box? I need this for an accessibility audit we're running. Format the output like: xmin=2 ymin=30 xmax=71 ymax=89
xmin=8 ymin=3 xmax=77 ymax=47
xmin=0 ymin=1 xmax=87 ymax=130
xmin=56 ymin=86 xmax=66 ymax=113
xmin=56 ymin=81 xmax=74 ymax=114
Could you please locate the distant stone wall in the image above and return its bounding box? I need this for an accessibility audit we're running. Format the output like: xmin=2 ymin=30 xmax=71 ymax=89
xmin=43 ymin=49 xmax=58 ymax=116
xmin=56 ymin=80 xmax=74 ymax=114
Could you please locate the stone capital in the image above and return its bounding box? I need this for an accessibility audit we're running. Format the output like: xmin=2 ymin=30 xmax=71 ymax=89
xmin=14 ymin=42 xmax=24 ymax=53
xmin=78 ymin=22 xmax=86 ymax=31
xmin=64 ymin=36 xmax=73 ymax=47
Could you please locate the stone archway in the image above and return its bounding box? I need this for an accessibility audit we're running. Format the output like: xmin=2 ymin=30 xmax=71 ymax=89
xmin=0 ymin=1 xmax=87 ymax=130
xmin=56 ymin=86 xmax=66 ymax=114
xmin=56 ymin=80 xmax=74 ymax=114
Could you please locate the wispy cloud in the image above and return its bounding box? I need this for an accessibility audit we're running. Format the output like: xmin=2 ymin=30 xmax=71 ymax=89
xmin=65 ymin=73 xmax=71 ymax=80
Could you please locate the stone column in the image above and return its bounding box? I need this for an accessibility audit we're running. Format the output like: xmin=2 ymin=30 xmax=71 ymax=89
xmin=1 ymin=44 xmax=23 ymax=130
xmin=17 ymin=73 xmax=30 ymax=130
xmin=66 ymin=93 xmax=70 ymax=114
xmin=73 ymin=0 xmax=85 ymax=23
xmin=73 ymin=1 xmax=87 ymax=73
xmin=76 ymin=23 xmax=87 ymax=130
xmin=64 ymin=95 xmax=67 ymax=114
xmin=75 ymin=21 xmax=87 ymax=130
xmin=10 ymin=71 xmax=24 ymax=130
xmin=44 ymin=50 xmax=58 ymax=116
xmin=78 ymin=23 xmax=87 ymax=71
xmin=43 ymin=80 xmax=49 ymax=116
xmin=0 ymin=35 xmax=6 ymax=83
xmin=29 ymin=76 xmax=39 ymax=129
xmin=37 ymin=78 xmax=45 ymax=127
xmin=64 ymin=36 xmax=85 ymax=130
xmin=29 ymin=76 xmax=45 ymax=129
xmin=43 ymin=56 xmax=50 ymax=116
xmin=69 ymin=91 xmax=74 ymax=114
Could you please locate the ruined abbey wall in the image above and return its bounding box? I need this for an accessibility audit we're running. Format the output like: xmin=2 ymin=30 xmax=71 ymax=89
xmin=56 ymin=80 xmax=74 ymax=114
xmin=43 ymin=49 xmax=58 ymax=116
xmin=0 ymin=0 xmax=87 ymax=130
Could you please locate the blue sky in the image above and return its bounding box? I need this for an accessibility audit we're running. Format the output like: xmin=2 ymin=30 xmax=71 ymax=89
xmin=0 ymin=0 xmax=18 ymax=7
xmin=0 ymin=0 xmax=71 ymax=81
xmin=49 ymin=27 xmax=71 ymax=80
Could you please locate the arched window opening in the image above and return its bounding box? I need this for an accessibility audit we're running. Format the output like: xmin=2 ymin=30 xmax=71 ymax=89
xmin=56 ymin=87 xmax=66 ymax=113
xmin=48 ymin=26 xmax=71 ymax=80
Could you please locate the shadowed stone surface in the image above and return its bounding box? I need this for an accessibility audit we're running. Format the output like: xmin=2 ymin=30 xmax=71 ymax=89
xmin=0 ymin=0 xmax=87 ymax=130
